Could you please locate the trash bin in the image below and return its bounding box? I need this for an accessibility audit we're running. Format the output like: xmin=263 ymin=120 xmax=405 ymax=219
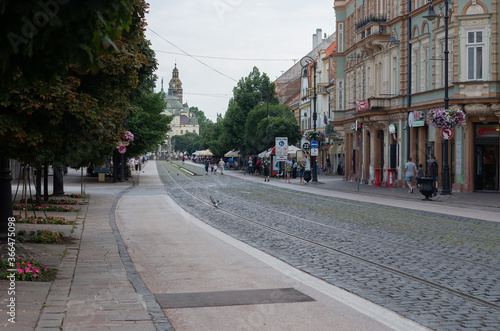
xmin=420 ymin=177 xmax=435 ymax=200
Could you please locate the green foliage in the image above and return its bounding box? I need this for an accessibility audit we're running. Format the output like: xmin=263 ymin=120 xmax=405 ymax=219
xmin=17 ymin=230 xmax=66 ymax=243
xmin=171 ymin=132 xmax=201 ymax=155
xmin=222 ymin=67 xmax=277 ymax=152
xmin=189 ymin=106 xmax=212 ymax=135
xmin=251 ymin=105 xmax=301 ymax=152
xmin=0 ymin=257 xmax=54 ymax=281
xmin=0 ymin=0 xmax=135 ymax=92
xmin=0 ymin=0 xmax=155 ymax=168
xmin=126 ymin=91 xmax=172 ymax=156
xmin=245 ymin=104 xmax=300 ymax=154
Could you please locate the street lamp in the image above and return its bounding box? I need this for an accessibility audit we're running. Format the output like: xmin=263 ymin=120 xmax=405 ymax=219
xmin=259 ymin=92 xmax=270 ymax=118
xmin=300 ymin=55 xmax=318 ymax=182
xmin=424 ymin=0 xmax=452 ymax=195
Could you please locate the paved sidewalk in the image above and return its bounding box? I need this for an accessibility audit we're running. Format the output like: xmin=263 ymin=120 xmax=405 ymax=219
xmin=1 ymin=168 xmax=161 ymax=330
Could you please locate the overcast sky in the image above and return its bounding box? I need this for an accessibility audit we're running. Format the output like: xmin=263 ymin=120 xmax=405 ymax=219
xmin=145 ymin=0 xmax=336 ymax=121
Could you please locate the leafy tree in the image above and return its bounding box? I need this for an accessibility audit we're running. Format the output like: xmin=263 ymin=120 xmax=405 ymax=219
xmin=189 ymin=106 xmax=212 ymax=135
xmin=221 ymin=67 xmax=277 ymax=152
xmin=171 ymin=132 xmax=200 ymax=155
xmin=0 ymin=0 xmax=151 ymax=238
xmin=256 ymin=116 xmax=301 ymax=149
xmin=126 ymin=92 xmax=172 ymax=157
xmin=0 ymin=0 xmax=135 ymax=93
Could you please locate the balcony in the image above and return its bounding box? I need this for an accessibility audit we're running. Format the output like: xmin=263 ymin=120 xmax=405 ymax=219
xmin=355 ymin=14 xmax=387 ymax=31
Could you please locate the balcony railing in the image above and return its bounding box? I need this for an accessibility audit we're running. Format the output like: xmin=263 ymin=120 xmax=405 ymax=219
xmin=355 ymin=14 xmax=387 ymax=31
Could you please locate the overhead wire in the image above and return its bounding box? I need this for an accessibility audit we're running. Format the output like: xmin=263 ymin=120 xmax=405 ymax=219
xmin=147 ymin=27 xmax=238 ymax=82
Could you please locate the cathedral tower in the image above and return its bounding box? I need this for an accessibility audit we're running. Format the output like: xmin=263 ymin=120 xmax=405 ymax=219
xmin=168 ymin=64 xmax=183 ymax=104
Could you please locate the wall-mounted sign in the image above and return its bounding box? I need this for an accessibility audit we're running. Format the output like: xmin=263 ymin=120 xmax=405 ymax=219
xmin=356 ymin=99 xmax=369 ymax=112
xmin=408 ymin=111 xmax=425 ymax=127
xmin=476 ymin=124 xmax=500 ymax=138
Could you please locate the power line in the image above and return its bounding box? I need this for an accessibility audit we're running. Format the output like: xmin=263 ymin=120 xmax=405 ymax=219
xmin=154 ymin=49 xmax=295 ymax=62
xmin=147 ymin=27 xmax=238 ymax=83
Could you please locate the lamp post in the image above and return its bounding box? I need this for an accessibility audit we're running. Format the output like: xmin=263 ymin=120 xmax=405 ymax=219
xmin=424 ymin=0 xmax=452 ymax=195
xmin=300 ymin=55 xmax=318 ymax=182
xmin=259 ymin=92 xmax=270 ymax=118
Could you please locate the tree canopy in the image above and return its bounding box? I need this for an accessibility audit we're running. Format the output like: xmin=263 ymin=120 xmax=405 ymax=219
xmin=221 ymin=67 xmax=277 ymax=152
xmin=126 ymin=92 xmax=172 ymax=157
xmin=0 ymin=0 xmax=154 ymax=167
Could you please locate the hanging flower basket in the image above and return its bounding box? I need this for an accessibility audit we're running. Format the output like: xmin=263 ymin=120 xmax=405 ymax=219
xmin=427 ymin=108 xmax=466 ymax=129
xmin=304 ymin=131 xmax=326 ymax=142
xmin=125 ymin=131 xmax=134 ymax=142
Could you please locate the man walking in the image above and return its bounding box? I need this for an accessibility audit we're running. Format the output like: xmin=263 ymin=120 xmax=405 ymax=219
xmin=405 ymin=157 xmax=417 ymax=193
xmin=218 ymin=158 xmax=225 ymax=175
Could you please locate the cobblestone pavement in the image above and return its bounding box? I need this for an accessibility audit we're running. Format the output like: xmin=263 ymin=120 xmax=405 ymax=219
xmin=157 ymin=161 xmax=500 ymax=331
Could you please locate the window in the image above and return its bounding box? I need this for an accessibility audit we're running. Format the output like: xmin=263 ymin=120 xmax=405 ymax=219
xmin=467 ymin=30 xmax=483 ymax=80
xmin=422 ymin=46 xmax=429 ymax=91
xmin=392 ymin=56 xmax=398 ymax=95
xmin=338 ymin=80 xmax=344 ymax=110
xmin=338 ymin=23 xmax=344 ymax=52
xmin=180 ymin=130 xmax=183 ymax=134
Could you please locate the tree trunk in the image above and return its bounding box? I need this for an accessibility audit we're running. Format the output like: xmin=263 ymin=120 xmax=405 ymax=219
xmin=44 ymin=163 xmax=49 ymax=201
xmin=53 ymin=164 xmax=65 ymax=196
xmin=36 ymin=165 xmax=42 ymax=206
xmin=0 ymin=156 xmax=13 ymax=243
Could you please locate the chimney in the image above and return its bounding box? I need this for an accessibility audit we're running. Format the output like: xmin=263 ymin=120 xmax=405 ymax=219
xmin=313 ymin=28 xmax=323 ymax=48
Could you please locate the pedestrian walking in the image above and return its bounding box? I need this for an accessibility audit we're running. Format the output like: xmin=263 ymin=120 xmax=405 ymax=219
xmin=285 ymin=157 xmax=293 ymax=183
xmin=204 ymin=159 xmax=210 ymax=175
xmin=211 ymin=161 xmax=214 ymax=174
xmin=404 ymin=157 xmax=417 ymax=193
xmin=218 ymin=158 xmax=225 ymax=175
xmin=299 ymin=159 xmax=305 ymax=183
xmin=248 ymin=158 xmax=253 ymax=175
xmin=428 ymin=157 xmax=439 ymax=196
xmin=262 ymin=157 xmax=271 ymax=182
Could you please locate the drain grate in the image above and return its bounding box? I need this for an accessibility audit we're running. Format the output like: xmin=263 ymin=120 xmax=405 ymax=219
xmin=155 ymin=287 xmax=315 ymax=309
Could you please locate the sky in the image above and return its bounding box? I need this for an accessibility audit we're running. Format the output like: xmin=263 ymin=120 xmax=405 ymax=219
xmin=144 ymin=0 xmax=336 ymax=122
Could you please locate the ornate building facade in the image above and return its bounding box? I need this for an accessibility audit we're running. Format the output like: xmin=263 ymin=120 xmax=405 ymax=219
xmin=330 ymin=0 xmax=500 ymax=192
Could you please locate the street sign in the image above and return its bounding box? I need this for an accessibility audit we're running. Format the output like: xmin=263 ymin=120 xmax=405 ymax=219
xmin=275 ymin=137 xmax=288 ymax=161
xmin=440 ymin=128 xmax=454 ymax=140
xmin=118 ymin=146 xmax=127 ymax=154
xmin=302 ymin=142 xmax=310 ymax=150
xmin=310 ymin=148 xmax=318 ymax=156
xmin=310 ymin=140 xmax=319 ymax=148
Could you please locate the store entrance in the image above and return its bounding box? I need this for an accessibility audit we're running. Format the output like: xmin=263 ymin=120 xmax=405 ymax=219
xmin=474 ymin=144 xmax=499 ymax=191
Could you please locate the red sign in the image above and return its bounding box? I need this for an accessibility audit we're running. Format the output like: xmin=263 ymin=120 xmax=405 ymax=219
xmin=441 ymin=128 xmax=454 ymax=140
xmin=356 ymin=99 xmax=369 ymax=112
xmin=118 ymin=146 xmax=127 ymax=154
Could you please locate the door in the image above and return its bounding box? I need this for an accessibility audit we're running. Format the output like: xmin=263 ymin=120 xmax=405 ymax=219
xmin=475 ymin=144 xmax=499 ymax=191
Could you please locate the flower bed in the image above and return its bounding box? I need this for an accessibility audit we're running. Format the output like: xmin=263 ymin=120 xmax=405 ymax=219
xmin=66 ymin=193 xmax=87 ymax=199
xmin=20 ymin=198 xmax=80 ymax=205
xmin=427 ymin=108 xmax=466 ymax=129
xmin=16 ymin=230 xmax=66 ymax=243
xmin=0 ymin=257 xmax=56 ymax=281
xmin=13 ymin=204 xmax=79 ymax=212
xmin=14 ymin=215 xmax=71 ymax=225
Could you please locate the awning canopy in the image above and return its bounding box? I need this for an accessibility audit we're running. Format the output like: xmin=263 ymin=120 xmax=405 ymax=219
xmin=197 ymin=149 xmax=213 ymax=156
xmin=224 ymin=150 xmax=241 ymax=157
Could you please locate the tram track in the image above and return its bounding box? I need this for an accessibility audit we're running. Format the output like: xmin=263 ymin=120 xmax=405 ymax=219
xmin=158 ymin=161 xmax=500 ymax=313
